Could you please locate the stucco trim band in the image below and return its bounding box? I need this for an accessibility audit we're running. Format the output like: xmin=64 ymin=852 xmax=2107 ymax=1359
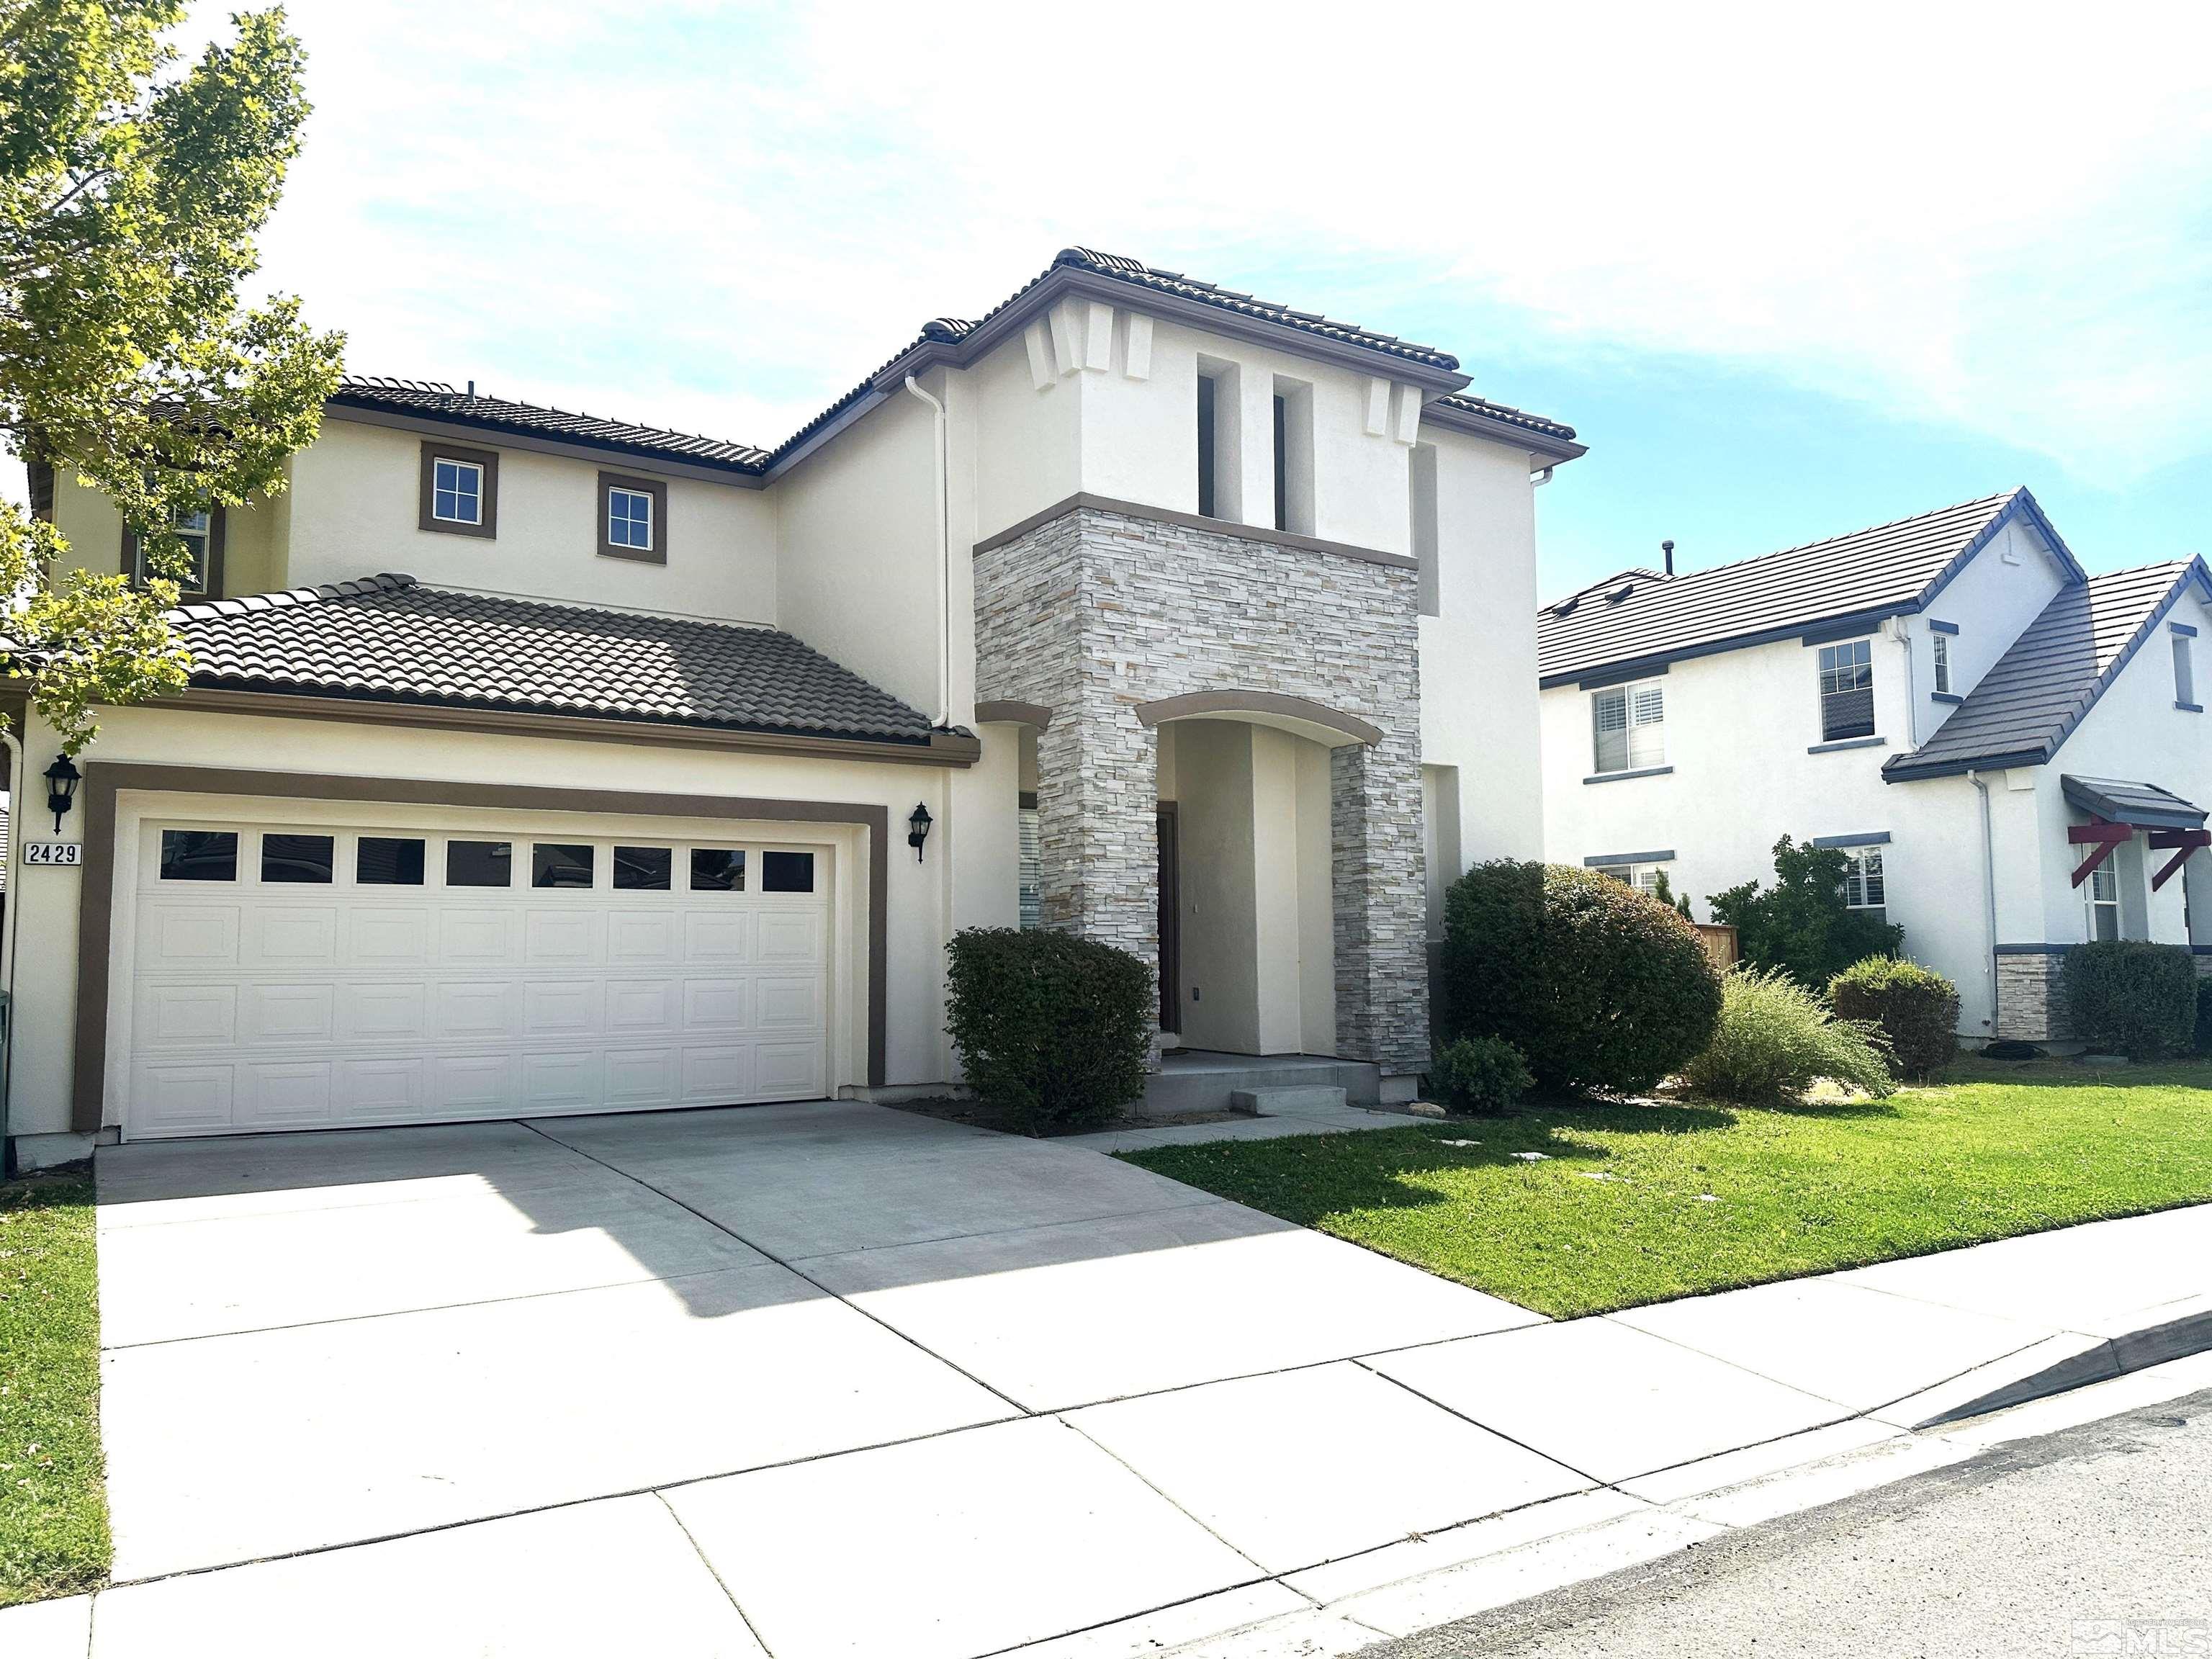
xmin=1133 ymin=690 xmax=1382 ymax=748
xmin=71 ymin=764 xmax=891 ymax=1132
xmin=150 ymin=687 xmax=981 ymax=768
xmin=973 ymin=493 xmax=1419 ymax=573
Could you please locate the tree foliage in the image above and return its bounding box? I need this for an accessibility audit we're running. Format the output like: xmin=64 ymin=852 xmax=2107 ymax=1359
xmin=0 ymin=0 xmax=341 ymax=748
xmin=1707 ymin=836 xmax=1902 ymax=992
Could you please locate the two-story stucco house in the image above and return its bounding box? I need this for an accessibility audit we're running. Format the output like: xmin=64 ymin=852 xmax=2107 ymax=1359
xmin=0 ymin=248 xmax=1583 ymax=1165
xmin=1539 ymin=489 xmax=2212 ymax=1048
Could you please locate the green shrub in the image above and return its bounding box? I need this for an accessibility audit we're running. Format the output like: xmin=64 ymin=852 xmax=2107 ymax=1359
xmin=1708 ymin=836 xmax=1905 ymax=991
xmin=2061 ymin=941 xmax=2197 ymax=1060
xmin=2197 ymin=976 xmax=2212 ymax=1056
xmin=1830 ymin=956 xmax=1959 ymax=1080
xmin=944 ymin=927 xmax=1152 ymax=1132
xmin=1681 ymin=967 xmax=1896 ymax=1104
xmin=1428 ymin=1035 xmax=1534 ymax=1115
xmin=1439 ymin=860 xmax=1722 ymax=1095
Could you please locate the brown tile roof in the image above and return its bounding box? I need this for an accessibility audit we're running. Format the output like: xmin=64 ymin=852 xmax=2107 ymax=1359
xmin=342 ymin=249 xmax=1577 ymax=476
xmin=168 ymin=575 xmax=943 ymax=744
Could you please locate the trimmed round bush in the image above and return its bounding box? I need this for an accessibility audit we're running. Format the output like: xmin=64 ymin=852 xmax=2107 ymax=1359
xmin=944 ymin=927 xmax=1152 ymax=1133
xmin=1439 ymin=861 xmax=1722 ymax=1095
xmin=1427 ymin=1035 xmax=1533 ymax=1116
xmin=1830 ymin=956 xmax=1959 ymax=1080
xmin=2061 ymin=940 xmax=2197 ymax=1060
xmin=1681 ymin=968 xmax=1896 ymax=1104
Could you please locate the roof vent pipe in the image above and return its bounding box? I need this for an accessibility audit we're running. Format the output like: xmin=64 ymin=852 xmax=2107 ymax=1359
xmin=1661 ymin=539 xmax=1675 ymax=577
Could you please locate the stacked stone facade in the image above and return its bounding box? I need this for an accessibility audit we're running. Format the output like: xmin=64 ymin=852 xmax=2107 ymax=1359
xmin=1995 ymin=949 xmax=2070 ymax=1041
xmin=974 ymin=502 xmax=1429 ymax=1074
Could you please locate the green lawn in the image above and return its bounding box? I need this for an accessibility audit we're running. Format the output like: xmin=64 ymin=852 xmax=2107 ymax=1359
xmin=1118 ymin=1057 xmax=2212 ymax=1318
xmin=0 ymin=1171 xmax=109 ymax=1607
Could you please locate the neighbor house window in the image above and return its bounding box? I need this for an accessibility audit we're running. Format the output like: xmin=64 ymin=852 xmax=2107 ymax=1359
xmin=1817 ymin=639 xmax=1876 ymax=741
xmin=1842 ymin=845 xmax=1887 ymax=920
xmin=126 ymin=504 xmax=224 ymax=595
xmin=2087 ymin=859 xmax=2120 ymax=941
xmin=1591 ymin=679 xmax=1665 ymax=774
xmin=1596 ymin=861 xmax=1669 ymax=899
xmin=1932 ymin=631 xmax=1953 ymax=695
xmin=418 ymin=441 xmax=499 ymax=537
xmin=2175 ymin=626 xmax=2199 ymax=709
xmin=598 ymin=472 xmax=667 ymax=562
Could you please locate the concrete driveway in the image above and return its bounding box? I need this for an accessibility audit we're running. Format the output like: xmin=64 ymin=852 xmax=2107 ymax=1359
xmin=91 ymin=1100 xmax=1555 ymax=1655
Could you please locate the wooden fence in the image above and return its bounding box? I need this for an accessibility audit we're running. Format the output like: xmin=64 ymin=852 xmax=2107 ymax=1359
xmin=1694 ymin=924 xmax=1740 ymax=971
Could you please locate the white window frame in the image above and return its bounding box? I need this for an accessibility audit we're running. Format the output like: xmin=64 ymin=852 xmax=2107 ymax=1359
xmin=1591 ymin=678 xmax=1666 ymax=775
xmin=134 ymin=505 xmax=214 ymax=593
xmin=1817 ymin=639 xmax=1876 ymax=742
xmin=1842 ymin=845 xmax=1887 ymax=915
xmin=432 ymin=457 xmax=485 ymax=526
xmin=1931 ymin=631 xmax=1952 ymax=695
xmin=1595 ymin=860 xmax=1669 ymax=898
xmin=606 ymin=485 xmax=655 ymax=552
xmin=2086 ymin=858 xmax=2121 ymax=942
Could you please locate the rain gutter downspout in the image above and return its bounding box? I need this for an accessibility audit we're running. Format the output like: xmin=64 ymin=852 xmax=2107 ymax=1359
xmin=1967 ymin=768 xmax=2000 ymax=1040
xmin=902 ymin=374 xmax=951 ymax=729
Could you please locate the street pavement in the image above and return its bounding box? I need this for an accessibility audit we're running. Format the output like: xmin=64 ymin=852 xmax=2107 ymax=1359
xmin=1358 ymin=1385 xmax=2212 ymax=1659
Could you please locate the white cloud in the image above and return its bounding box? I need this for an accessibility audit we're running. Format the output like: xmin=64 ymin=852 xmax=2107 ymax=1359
xmin=192 ymin=0 xmax=2212 ymax=476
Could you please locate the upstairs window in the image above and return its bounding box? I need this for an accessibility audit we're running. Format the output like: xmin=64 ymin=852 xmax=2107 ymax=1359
xmin=598 ymin=472 xmax=667 ymax=562
xmin=1196 ymin=370 xmax=1219 ymax=518
xmin=1270 ymin=377 xmax=1314 ymax=536
xmin=2175 ymin=626 xmax=2199 ymax=710
xmin=1931 ymin=631 xmax=1953 ymax=695
xmin=127 ymin=503 xmax=223 ymax=595
xmin=1817 ymin=639 xmax=1876 ymax=741
xmin=1195 ymin=360 xmax=1238 ymax=520
xmin=1595 ymin=860 xmax=1668 ymax=898
xmin=1591 ymin=679 xmax=1665 ymax=774
xmin=1842 ymin=845 xmax=1887 ymax=920
xmin=419 ymin=441 xmax=499 ymax=538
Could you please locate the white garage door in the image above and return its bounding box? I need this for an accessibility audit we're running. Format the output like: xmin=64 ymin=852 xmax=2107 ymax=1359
xmin=123 ymin=819 xmax=834 ymax=1138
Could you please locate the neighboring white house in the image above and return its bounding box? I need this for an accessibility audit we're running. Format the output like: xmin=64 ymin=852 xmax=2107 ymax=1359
xmin=0 ymin=248 xmax=1583 ymax=1164
xmin=1538 ymin=489 xmax=2212 ymax=1046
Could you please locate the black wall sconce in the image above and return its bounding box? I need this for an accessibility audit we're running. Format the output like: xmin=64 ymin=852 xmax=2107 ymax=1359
xmin=45 ymin=752 xmax=81 ymax=832
xmin=907 ymin=801 xmax=933 ymax=863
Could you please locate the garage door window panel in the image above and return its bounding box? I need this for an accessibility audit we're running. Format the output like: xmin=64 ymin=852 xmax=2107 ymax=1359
xmin=261 ymin=833 xmax=335 ymax=884
xmin=691 ymin=848 xmax=745 ymax=891
xmin=532 ymin=843 xmax=596 ymax=889
xmin=161 ymin=830 xmax=238 ymax=881
xmin=358 ymin=837 xmax=426 ymax=886
xmin=447 ymin=840 xmax=514 ymax=887
xmin=762 ymin=850 xmax=816 ymax=894
xmin=613 ymin=845 xmax=673 ymax=890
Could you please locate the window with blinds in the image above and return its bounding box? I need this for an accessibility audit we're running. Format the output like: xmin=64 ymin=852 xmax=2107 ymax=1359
xmin=1818 ymin=640 xmax=1876 ymax=741
xmin=1591 ymin=679 xmax=1665 ymax=774
xmin=1842 ymin=845 xmax=1887 ymax=920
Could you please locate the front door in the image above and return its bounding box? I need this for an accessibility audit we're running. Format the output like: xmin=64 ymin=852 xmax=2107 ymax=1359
xmin=1156 ymin=804 xmax=1180 ymax=1031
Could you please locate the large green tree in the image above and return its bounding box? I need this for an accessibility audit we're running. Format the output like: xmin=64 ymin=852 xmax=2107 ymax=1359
xmin=0 ymin=0 xmax=341 ymax=750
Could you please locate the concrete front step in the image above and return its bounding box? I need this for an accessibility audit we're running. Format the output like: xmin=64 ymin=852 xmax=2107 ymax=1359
xmin=1230 ymin=1086 xmax=1349 ymax=1118
xmin=1141 ymin=1056 xmax=1381 ymax=1117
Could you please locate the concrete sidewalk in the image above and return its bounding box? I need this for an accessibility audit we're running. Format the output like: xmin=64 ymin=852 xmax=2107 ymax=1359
xmin=9 ymin=1110 xmax=2208 ymax=1659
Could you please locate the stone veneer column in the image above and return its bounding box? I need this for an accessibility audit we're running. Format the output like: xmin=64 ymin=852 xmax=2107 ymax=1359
xmin=1034 ymin=703 xmax=1158 ymax=979
xmin=1331 ymin=737 xmax=1429 ymax=1074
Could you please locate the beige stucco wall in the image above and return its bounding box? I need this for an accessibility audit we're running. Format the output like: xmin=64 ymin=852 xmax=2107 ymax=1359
xmin=289 ymin=418 xmax=779 ymax=621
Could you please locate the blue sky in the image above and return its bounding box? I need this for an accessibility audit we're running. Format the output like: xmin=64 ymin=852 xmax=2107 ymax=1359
xmin=174 ymin=1 xmax=2212 ymax=598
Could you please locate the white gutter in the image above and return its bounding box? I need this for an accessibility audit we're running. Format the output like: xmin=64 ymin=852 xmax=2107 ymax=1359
xmin=902 ymin=375 xmax=952 ymax=729
xmin=1967 ymin=769 xmax=2000 ymax=1037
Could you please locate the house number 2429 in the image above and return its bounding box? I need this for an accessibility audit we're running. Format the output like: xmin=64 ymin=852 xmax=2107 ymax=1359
xmin=23 ymin=842 xmax=83 ymax=866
